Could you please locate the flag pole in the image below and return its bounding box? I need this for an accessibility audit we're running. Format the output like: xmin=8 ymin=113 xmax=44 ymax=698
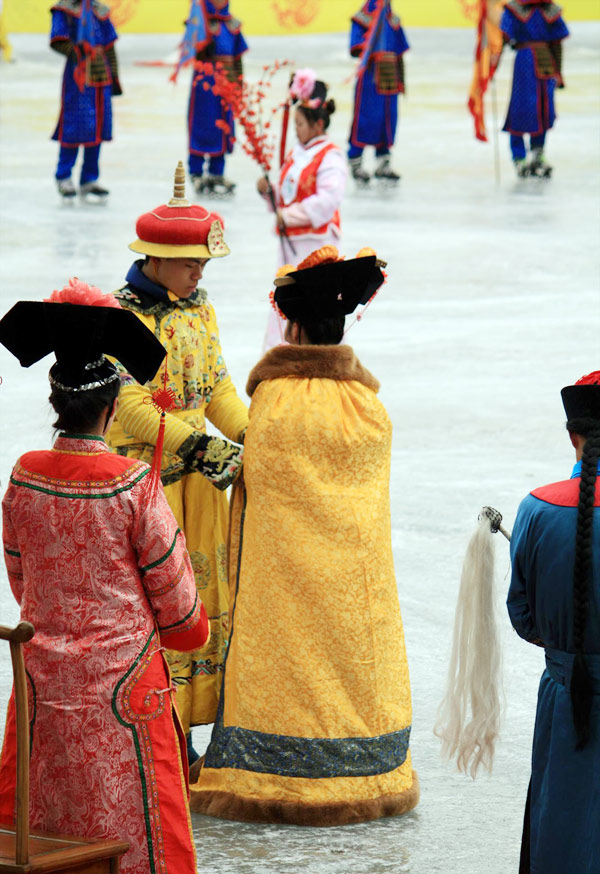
xmin=490 ymin=78 xmax=501 ymax=187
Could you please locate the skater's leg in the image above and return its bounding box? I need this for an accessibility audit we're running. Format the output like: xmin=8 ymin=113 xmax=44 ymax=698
xmin=56 ymin=144 xmax=78 ymax=180
xmin=80 ymin=144 xmax=100 ymax=185
xmin=529 ymin=133 xmax=551 ymax=177
xmin=348 ymin=142 xmax=370 ymax=184
xmin=530 ymin=133 xmax=546 ymax=151
xmin=510 ymin=134 xmax=526 ymax=162
xmin=189 ymin=154 xmax=205 ymax=193
xmin=55 ymin=144 xmax=78 ymax=196
xmin=202 ymin=154 xmax=235 ymax=196
xmin=207 ymin=155 xmax=225 ymax=176
xmin=510 ymin=134 xmax=528 ymax=176
xmin=374 ymin=145 xmax=400 ymax=182
xmin=80 ymin=145 xmax=108 ymax=197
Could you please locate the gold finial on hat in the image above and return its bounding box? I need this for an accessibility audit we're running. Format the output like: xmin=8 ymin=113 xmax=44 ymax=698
xmin=168 ymin=161 xmax=190 ymax=208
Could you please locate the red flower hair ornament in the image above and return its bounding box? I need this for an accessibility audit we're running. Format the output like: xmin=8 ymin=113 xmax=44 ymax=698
xmin=45 ymin=277 xmax=122 ymax=309
xmin=576 ymin=371 xmax=600 ymax=386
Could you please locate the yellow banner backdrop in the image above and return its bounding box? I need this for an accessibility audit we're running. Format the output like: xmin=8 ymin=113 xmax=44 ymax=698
xmin=5 ymin=0 xmax=599 ymax=34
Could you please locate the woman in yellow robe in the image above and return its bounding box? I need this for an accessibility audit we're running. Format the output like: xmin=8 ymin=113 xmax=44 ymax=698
xmin=107 ymin=165 xmax=248 ymax=738
xmin=191 ymin=247 xmax=419 ymax=825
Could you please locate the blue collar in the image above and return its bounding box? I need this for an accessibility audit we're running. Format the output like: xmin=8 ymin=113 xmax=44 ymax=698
xmin=125 ymin=260 xmax=170 ymax=302
xmin=571 ymin=460 xmax=600 ymax=479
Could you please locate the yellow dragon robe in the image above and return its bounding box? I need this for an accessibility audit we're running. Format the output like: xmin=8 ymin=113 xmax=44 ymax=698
xmin=107 ymin=277 xmax=248 ymax=729
xmin=191 ymin=344 xmax=419 ymax=825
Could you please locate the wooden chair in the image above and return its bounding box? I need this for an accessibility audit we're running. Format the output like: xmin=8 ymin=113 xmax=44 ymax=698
xmin=0 ymin=622 xmax=129 ymax=873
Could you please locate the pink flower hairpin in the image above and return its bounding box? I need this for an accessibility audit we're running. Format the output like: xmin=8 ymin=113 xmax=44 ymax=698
xmin=290 ymin=68 xmax=316 ymax=101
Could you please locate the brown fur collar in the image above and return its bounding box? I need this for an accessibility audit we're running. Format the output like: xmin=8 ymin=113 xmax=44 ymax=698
xmin=246 ymin=345 xmax=380 ymax=398
xmin=190 ymin=771 xmax=419 ymax=826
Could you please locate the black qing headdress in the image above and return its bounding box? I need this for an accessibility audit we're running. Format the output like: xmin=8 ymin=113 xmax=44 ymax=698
xmin=274 ymin=254 xmax=385 ymax=323
xmin=0 ymin=279 xmax=165 ymax=392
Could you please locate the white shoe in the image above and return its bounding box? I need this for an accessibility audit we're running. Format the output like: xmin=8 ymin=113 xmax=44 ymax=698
xmin=57 ymin=177 xmax=76 ymax=198
xmin=80 ymin=182 xmax=109 ymax=198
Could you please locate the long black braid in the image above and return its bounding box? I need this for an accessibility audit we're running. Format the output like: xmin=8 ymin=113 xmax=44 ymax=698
xmin=566 ymin=416 xmax=600 ymax=750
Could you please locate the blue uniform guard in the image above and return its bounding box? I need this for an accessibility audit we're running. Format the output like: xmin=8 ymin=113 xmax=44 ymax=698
xmin=187 ymin=1 xmax=248 ymax=196
xmin=508 ymin=371 xmax=600 ymax=874
xmin=50 ymin=0 xmax=120 ymax=198
xmin=347 ymin=0 xmax=409 ymax=185
xmin=500 ymin=1 xmax=569 ymax=177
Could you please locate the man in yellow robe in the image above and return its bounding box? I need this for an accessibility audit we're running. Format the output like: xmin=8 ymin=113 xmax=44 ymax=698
xmin=107 ymin=164 xmax=248 ymax=764
xmin=191 ymin=247 xmax=419 ymax=825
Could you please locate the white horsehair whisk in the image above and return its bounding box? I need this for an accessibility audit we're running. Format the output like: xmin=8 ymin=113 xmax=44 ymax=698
xmin=434 ymin=507 xmax=510 ymax=778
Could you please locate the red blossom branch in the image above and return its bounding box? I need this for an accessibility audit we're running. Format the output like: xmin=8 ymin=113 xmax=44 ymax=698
xmin=195 ymin=59 xmax=291 ymax=174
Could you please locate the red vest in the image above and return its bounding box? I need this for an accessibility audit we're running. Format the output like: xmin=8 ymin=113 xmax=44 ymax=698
xmin=277 ymin=142 xmax=341 ymax=238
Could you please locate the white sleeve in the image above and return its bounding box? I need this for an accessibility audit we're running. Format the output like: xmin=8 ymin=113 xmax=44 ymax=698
xmin=279 ymin=201 xmax=312 ymax=228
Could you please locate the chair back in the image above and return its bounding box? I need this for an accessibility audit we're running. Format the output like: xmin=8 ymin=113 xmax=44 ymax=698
xmin=0 ymin=622 xmax=35 ymax=866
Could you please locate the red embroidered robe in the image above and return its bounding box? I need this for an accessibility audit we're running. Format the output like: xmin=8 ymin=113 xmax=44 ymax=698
xmin=0 ymin=435 xmax=209 ymax=874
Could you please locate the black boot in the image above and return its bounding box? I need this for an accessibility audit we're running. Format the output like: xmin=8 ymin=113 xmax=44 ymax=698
xmin=374 ymin=155 xmax=400 ymax=183
xmin=199 ymin=174 xmax=236 ymax=197
xmin=349 ymin=156 xmax=370 ymax=186
xmin=513 ymin=158 xmax=529 ymax=178
xmin=528 ymin=148 xmax=552 ymax=178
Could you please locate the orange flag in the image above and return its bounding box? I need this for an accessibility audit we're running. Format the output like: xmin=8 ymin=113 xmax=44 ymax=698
xmin=462 ymin=0 xmax=506 ymax=141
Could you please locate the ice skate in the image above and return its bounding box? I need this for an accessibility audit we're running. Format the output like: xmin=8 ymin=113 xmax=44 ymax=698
xmin=56 ymin=177 xmax=76 ymax=198
xmin=528 ymin=148 xmax=552 ymax=179
xmin=513 ymin=158 xmax=529 ymax=178
xmin=199 ymin=174 xmax=236 ymax=198
xmin=349 ymin=156 xmax=371 ymax=187
xmin=374 ymin=156 xmax=400 ymax=184
xmin=80 ymin=181 xmax=109 ymax=199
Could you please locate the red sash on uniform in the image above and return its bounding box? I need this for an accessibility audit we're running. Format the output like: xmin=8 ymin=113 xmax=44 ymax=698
xmin=277 ymin=142 xmax=341 ymax=238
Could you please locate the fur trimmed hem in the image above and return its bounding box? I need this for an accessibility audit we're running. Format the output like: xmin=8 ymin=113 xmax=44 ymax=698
xmin=246 ymin=345 xmax=380 ymax=397
xmin=190 ymin=770 xmax=419 ymax=827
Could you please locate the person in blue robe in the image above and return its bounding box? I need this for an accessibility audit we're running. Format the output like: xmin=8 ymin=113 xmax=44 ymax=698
xmin=500 ymin=1 xmax=569 ymax=177
xmin=50 ymin=0 xmax=121 ymax=198
xmin=187 ymin=0 xmax=248 ymax=196
xmin=347 ymin=0 xmax=409 ymax=185
xmin=508 ymin=371 xmax=600 ymax=874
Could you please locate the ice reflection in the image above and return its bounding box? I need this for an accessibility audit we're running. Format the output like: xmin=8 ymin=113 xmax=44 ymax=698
xmin=191 ymin=813 xmax=415 ymax=874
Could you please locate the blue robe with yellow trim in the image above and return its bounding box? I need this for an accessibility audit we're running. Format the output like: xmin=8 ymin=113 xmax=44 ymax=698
xmin=508 ymin=462 xmax=600 ymax=874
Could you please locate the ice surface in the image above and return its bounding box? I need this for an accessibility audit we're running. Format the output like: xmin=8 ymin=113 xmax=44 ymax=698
xmin=0 ymin=25 xmax=599 ymax=874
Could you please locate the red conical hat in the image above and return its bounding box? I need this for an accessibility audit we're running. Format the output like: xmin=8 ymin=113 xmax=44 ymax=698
xmin=129 ymin=162 xmax=230 ymax=259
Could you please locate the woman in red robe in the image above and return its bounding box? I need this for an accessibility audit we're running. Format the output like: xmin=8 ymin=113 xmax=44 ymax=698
xmin=0 ymin=281 xmax=209 ymax=874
